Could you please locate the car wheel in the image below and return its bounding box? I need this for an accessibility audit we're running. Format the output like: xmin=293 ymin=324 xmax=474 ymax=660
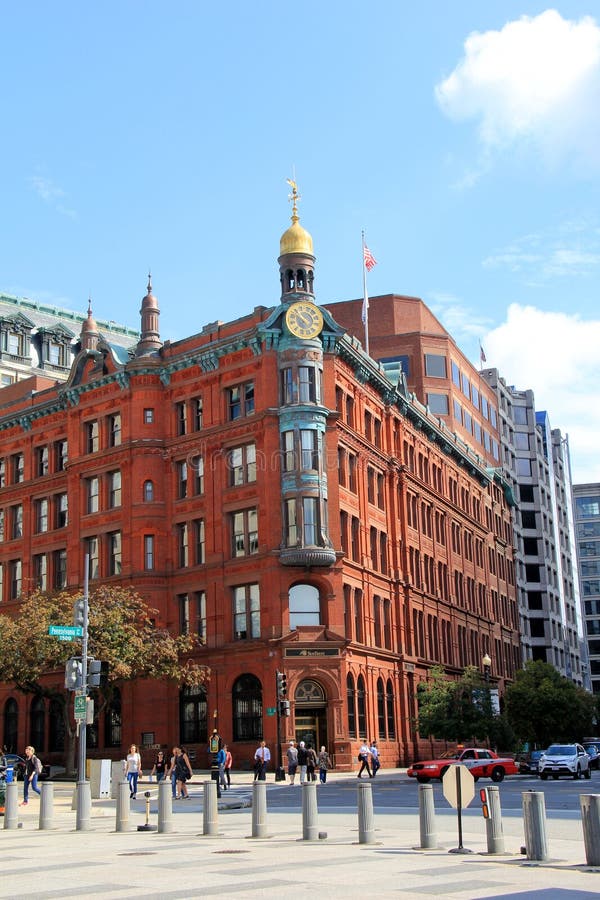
xmin=473 ymin=776 xmax=479 ymax=783
xmin=490 ymin=767 xmax=505 ymax=783
xmin=440 ymin=766 xmax=449 ymax=780
xmin=539 ymin=773 xmax=548 ymax=780
xmin=584 ymin=767 xmax=592 ymax=780
xmin=416 ymin=776 xmax=430 ymax=784
xmin=573 ymin=766 xmax=581 ymax=780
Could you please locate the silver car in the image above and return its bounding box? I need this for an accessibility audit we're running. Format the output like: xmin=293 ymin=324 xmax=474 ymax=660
xmin=538 ymin=743 xmax=591 ymax=780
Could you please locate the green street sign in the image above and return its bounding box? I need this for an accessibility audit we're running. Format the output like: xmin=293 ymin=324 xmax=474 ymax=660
xmin=266 ymin=707 xmax=277 ymax=716
xmin=74 ymin=695 xmax=87 ymax=720
xmin=49 ymin=625 xmax=83 ymax=638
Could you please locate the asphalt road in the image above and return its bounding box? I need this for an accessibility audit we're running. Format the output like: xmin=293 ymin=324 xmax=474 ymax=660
xmin=260 ymin=771 xmax=600 ymax=816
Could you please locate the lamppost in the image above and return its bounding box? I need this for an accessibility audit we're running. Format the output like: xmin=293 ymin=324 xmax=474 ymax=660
xmin=482 ymin=653 xmax=491 ymax=684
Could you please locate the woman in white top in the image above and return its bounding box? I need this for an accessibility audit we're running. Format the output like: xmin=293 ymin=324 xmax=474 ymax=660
xmin=124 ymin=743 xmax=142 ymax=799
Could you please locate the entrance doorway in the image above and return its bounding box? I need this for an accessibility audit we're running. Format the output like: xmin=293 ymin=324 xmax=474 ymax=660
xmin=295 ymin=709 xmax=327 ymax=750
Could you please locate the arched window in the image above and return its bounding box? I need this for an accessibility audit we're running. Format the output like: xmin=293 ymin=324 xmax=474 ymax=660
xmin=105 ymin=688 xmax=122 ymax=748
xmin=386 ymin=679 xmax=396 ymax=739
xmin=143 ymin=480 xmax=154 ymax=502
xmin=346 ymin=674 xmax=356 ymax=738
xmin=49 ymin=698 xmax=65 ymax=751
xmin=180 ymin=684 xmax=207 ymax=745
xmin=289 ymin=584 xmax=320 ymax=629
xmin=30 ymin=697 xmax=45 ymax=752
xmin=357 ymin=675 xmax=367 ymax=738
xmin=377 ymin=677 xmax=385 ymax=738
xmin=232 ymin=674 xmax=263 ymax=742
xmin=3 ymin=698 xmax=18 ymax=752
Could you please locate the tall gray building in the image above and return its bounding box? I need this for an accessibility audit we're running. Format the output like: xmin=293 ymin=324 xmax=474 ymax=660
xmin=573 ymin=483 xmax=600 ymax=694
xmin=481 ymin=369 xmax=585 ymax=686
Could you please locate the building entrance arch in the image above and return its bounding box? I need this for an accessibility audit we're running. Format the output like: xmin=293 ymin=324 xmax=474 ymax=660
xmin=294 ymin=679 xmax=328 ymax=751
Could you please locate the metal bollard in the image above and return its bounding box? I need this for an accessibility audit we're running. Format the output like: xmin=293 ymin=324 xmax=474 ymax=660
xmin=580 ymin=794 xmax=600 ymax=866
xmin=357 ymin=780 xmax=375 ymax=844
xmin=302 ymin=781 xmax=318 ymax=841
xmin=76 ymin=780 xmax=91 ymax=832
xmin=417 ymin=783 xmax=437 ymax=849
xmin=485 ymin=785 xmax=505 ymax=854
xmin=203 ymin=780 xmax=219 ymax=836
xmin=115 ymin=780 xmax=130 ymax=832
xmin=158 ymin=779 xmax=174 ymax=833
xmin=3 ymin=781 xmax=19 ymax=829
xmin=39 ymin=781 xmax=54 ymax=830
xmin=251 ymin=780 xmax=268 ymax=838
xmin=522 ymin=791 xmax=548 ymax=861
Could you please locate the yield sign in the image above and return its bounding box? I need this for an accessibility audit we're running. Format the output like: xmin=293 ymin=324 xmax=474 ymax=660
xmin=442 ymin=764 xmax=475 ymax=809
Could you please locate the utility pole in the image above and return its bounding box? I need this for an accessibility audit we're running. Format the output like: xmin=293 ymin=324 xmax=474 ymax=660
xmin=76 ymin=554 xmax=91 ymax=830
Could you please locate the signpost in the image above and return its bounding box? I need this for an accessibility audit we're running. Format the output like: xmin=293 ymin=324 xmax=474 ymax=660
xmin=74 ymin=694 xmax=87 ymax=721
xmin=442 ymin=764 xmax=475 ymax=854
xmin=49 ymin=624 xmax=83 ymax=642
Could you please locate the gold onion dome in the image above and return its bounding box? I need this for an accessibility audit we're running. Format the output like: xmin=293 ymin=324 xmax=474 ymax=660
xmin=280 ymin=180 xmax=313 ymax=256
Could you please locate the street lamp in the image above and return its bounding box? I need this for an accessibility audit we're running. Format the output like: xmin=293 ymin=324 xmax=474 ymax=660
xmin=482 ymin=653 xmax=491 ymax=683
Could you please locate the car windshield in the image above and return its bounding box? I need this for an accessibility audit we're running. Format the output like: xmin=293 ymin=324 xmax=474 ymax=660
xmin=546 ymin=745 xmax=575 ymax=755
xmin=439 ymin=750 xmax=463 ymax=760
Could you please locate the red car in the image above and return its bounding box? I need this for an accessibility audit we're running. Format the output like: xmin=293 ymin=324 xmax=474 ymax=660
xmin=407 ymin=747 xmax=519 ymax=783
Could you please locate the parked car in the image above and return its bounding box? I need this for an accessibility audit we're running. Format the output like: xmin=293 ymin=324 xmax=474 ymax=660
xmin=517 ymin=749 xmax=544 ymax=775
xmin=582 ymin=742 xmax=600 ymax=770
xmin=407 ymin=747 xmax=519 ymax=783
xmin=538 ymin=743 xmax=591 ymax=780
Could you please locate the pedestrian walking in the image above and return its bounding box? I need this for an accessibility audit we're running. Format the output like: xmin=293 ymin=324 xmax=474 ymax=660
xmin=224 ymin=744 xmax=233 ymax=788
xmin=20 ymin=746 xmax=42 ymax=806
xmin=253 ymin=740 xmax=270 ymax=781
xmin=216 ymin=745 xmax=227 ymax=790
xmin=318 ymin=746 xmax=332 ymax=783
xmin=369 ymin=740 xmax=381 ymax=776
xmin=175 ymin=746 xmax=193 ymax=798
xmin=286 ymin=740 xmax=298 ymax=785
xmin=306 ymin=743 xmax=318 ymax=781
xmin=150 ymin=750 xmax=167 ymax=782
xmin=357 ymin=741 xmax=373 ymax=778
xmin=166 ymin=748 xmax=178 ymax=798
xmin=124 ymin=744 xmax=143 ymax=799
xmin=297 ymin=741 xmax=308 ymax=784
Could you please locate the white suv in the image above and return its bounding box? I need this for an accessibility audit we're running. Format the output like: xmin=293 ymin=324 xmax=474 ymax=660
xmin=538 ymin=743 xmax=591 ymax=780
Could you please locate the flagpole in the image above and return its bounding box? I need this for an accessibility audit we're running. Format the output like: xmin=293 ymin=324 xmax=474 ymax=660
xmin=362 ymin=230 xmax=369 ymax=356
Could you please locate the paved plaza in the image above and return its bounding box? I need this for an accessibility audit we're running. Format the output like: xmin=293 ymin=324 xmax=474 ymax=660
xmin=2 ymin=771 xmax=599 ymax=899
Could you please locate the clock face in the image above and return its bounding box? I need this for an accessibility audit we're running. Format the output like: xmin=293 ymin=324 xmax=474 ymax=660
xmin=285 ymin=302 xmax=324 ymax=339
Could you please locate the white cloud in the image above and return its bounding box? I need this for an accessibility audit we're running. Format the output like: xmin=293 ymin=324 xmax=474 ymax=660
xmin=28 ymin=175 xmax=77 ymax=219
xmin=428 ymin=290 xmax=494 ymax=339
xmin=482 ymin=221 xmax=600 ymax=279
xmin=483 ymin=303 xmax=600 ymax=483
xmin=436 ymin=10 xmax=600 ymax=166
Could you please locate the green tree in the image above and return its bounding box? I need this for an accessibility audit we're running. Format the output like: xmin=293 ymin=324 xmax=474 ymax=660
xmin=0 ymin=587 xmax=208 ymax=773
xmin=416 ymin=665 xmax=499 ymax=744
xmin=504 ymin=659 xmax=596 ymax=748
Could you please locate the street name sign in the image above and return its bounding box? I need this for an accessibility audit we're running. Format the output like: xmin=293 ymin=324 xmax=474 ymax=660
xmin=49 ymin=625 xmax=83 ymax=641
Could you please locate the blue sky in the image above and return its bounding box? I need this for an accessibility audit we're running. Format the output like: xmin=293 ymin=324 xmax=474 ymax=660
xmin=1 ymin=2 xmax=599 ymax=482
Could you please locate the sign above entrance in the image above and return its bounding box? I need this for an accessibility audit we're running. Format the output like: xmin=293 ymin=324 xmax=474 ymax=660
xmin=284 ymin=648 xmax=340 ymax=658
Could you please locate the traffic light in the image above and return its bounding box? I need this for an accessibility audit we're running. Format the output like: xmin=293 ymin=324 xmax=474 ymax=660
xmin=87 ymin=659 xmax=102 ymax=688
xmin=73 ymin=598 xmax=85 ymax=628
xmin=479 ymin=787 xmax=490 ymax=819
xmin=276 ymin=671 xmax=287 ymax=699
xmin=65 ymin=657 xmax=83 ymax=691
xmin=279 ymin=699 xmax=291 ymax=717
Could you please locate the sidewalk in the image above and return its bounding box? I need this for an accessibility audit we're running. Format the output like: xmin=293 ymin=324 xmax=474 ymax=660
xmin=3 ymin=772 xmax=599 ymax=899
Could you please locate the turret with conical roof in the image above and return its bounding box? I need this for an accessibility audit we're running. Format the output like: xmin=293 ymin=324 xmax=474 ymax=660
xmin=278 ymin=179 xmax=315 ymax=301
xmin=136 ymin=273 xmax=162 ymax=356
xmin=80 ymin=297 xmax=99 ymax=351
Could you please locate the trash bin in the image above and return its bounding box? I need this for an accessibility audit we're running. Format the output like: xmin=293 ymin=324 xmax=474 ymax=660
xmin=5 ymin=767 xmax=13 ymax=783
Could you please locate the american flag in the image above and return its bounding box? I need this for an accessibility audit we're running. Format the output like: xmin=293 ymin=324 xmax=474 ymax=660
xmin=480 ymin=344 xmax=487 ymax=364
xmin=363 ymin=244 xmax=377 ymax=272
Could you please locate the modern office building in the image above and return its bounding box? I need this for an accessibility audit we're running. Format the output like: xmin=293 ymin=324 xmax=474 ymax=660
xmin=0 ymin=195 xmax=520 ymax=769
xmin=573 ymin=483 xmax=600 ymax=694
xmin=480 ymin=371 xmax=585 ymax=685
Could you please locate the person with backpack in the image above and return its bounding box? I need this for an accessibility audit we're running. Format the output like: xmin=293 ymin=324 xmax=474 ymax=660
xmin=20 ymin=745 xmax=42 ymax=805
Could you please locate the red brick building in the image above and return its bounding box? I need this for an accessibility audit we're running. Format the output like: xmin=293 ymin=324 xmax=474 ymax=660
xmin=0 ymin=193 xmax=520 ymax=770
